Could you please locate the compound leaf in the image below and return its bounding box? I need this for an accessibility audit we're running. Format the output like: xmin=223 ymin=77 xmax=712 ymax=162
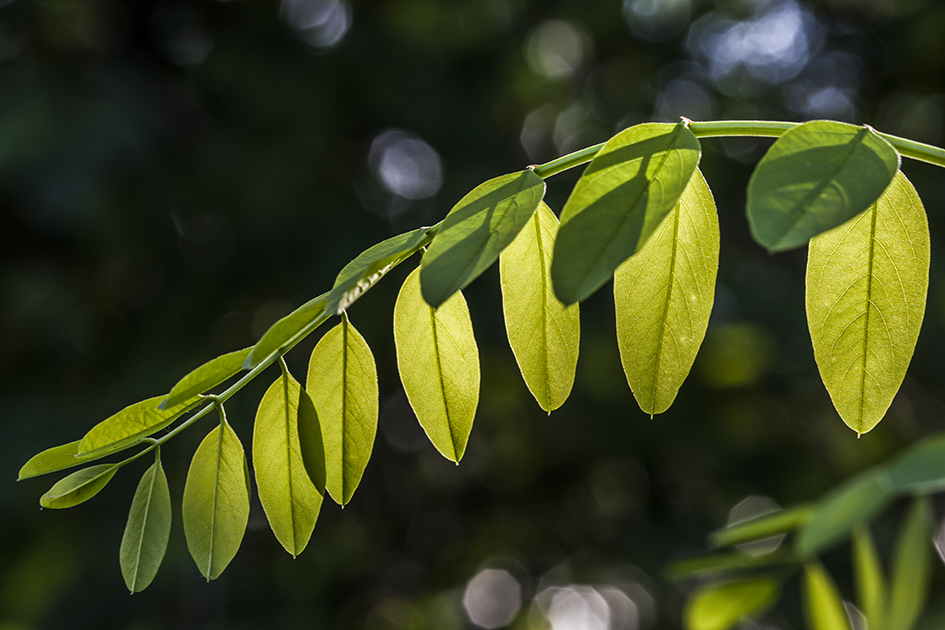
xmin=120 ymin=457 xmax=172 ymax=593
xmin=886 ymin=497 xmax=933 ymax=630
xmin=684 ymin=577 xmax=781 ymax=630
xmin=804 ymin=562 xmax=852 ymax=630
xmin=40 ymin=463 xmax=120 ymax=509
xmin=245 ymin=292 xmax=329 ymax=369
xmin=852 ymin=527 xmax=886 ymax=630
xmin=160 ymin=347 xmax=252 ymax=410
xmin=19 ymin=440 xmax=111 ymax=481
xmin=78 ymin=396 xmax=199 ymax=458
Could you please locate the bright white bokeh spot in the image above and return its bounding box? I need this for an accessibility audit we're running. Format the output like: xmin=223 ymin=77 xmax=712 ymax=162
xmin=369 ymin=130 xmax=443 ymax=200
xmin=623 ymin=0 xmax=691 ymax=42
xmin=462 ymin=569 xmax=522 ymax=629
xmin=281 ymin=0 xmax=352 ymax=48
xmin=537 ymin=586 xmax=611 ymax=630
xmin=525 ymin=20 xmax=589 ymax=79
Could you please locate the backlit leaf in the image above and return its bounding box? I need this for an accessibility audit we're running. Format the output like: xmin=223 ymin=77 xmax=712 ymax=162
xmin=684 ymin=577 xmax=781 ymax=630
xmin=614 ymin=167 xmax=718 ymax=415
xmin=394 ymin=268 xmax=479 ymax=462
xmin=120 ymin=458 xmax=171 ymax=593
xmin=40 ymin=463 xmax=120 ymax=509
xmin=852 ymin=527 xmax=886 ymax=630
xmin=245 ymin=292 xmax=329 ymax=369
xmin=78 ymin=396 xmax=199 ymax=457
xmin=499 ymin=202 xmax=579 ymax=412
xmin=748 ymin=120 xmax=899 ymax=251
xmin=804 ymin=562 xmax=852 ymax=630
xmin=551 ymin=121 xmax=701 ymax=305
xmin=160 ymin=348 xmax=251 ymax=409
xmin=806 ymin=171 xmax=929 ymax=434
xmin=306 ymin=315 xmax=378 ymax=506
xmin=19 ymin=440 xmax=111 ymax=481
xmin=666 ymin=551 xmax=795 ymax=581
xmin=182 ymin=420 xmax=250 ymax=581
xmin=710 ymin=504 xmax=814 ymax=548
xmin=420 ymin=170 xmax=545 ymax=308
xmin=887 ymin=432 xmax=945 ymax=494
xmin=886 ymin=497 xmax=933 ymax=630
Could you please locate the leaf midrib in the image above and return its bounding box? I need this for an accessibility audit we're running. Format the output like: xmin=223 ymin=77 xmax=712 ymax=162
xmin=855 ymin=201 xmax=880 ymax=435
xmin=281 ymin=375 xmax=299 ymax=555
xmin=429 ymin=305 xmax=459 ymax=460
xmin=648 ymin=205 xmax=681 ymax=414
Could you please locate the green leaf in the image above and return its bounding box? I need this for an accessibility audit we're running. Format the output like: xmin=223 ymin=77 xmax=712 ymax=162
xmin=804 ymin=562 xmax=853 ymax=630
xmin=40 ymin=463 xmax=120 ymax=509
xmin=551 ymin=121 xmax=701 ymax=305
xmin=684 ymin=577 xmax=781 ymax=630
xmin=393 ymin=267 xmax=479 ymax=462
xmin=305 ymin=314 xmax=378 ymax=506
xmin=710 ymin=504 xmax=815 ymax=548
xmin=298 ymin=387 xmax=326 ymax=495
xmin=747 ymin=120 xmax=900 ymax=252
xmin=886 ymin=497 xmax=933 ymax=630
xmin=78 ymin=396 xmax=199 ymax=458
xmin=245 ymin=292 xmax=329 ymax=369
xmin=887 ymin=433 xmax=945 ymax=494
xmin=119 ymin=458 xmax=172 ymax=593
xmin=614 ymin=167 xmax=718 ymax=415
xmin=160 ymin=347 xmax=251 ymax=410
xmin=18 ymin=440 xmax=112 ymax=481
xmin=666 ymin=550 xmax=795 ymax=581
xmin=252 ymin=372 xmax=324 ymax=556
xmin=182 ymin=420 xmax=250 ymax=581
xmin=806 ymin=171 xmax=930 ymax=434
xmin=324 ymin=227 xmax=433 ymax=316
xmin=852 ymin=527 xmax=886 ymax=630
xmin=499 ymin=202 xmax=579 ymax=412
xmin=797 ymin=469 xmax=894 ymax=557
xmin=420 ymin=170 xmax=546 ymax=308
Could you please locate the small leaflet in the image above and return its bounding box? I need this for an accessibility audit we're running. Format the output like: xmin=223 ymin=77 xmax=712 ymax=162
xmin=40 ymin=463 xmax=121 ymax=509
xmin=78 ymin=395 xmax=199 ymax=457
xmin=120 ymin=457 xmax=172 ymax=593
xmin=684 ymin=577 xmax=780 ymax=630
xmin=19 ymin=440 xmax=108 ymax=481
xmin=160 ymin=347 xmax=252 ymax=410
xmin=245 ymin=292 xmax=329 ymax=369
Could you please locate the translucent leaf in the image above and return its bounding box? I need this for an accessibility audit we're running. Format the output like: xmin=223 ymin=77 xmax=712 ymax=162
xmin=120 ymin=458 xmax=171 ymax=593
xmin=499 ymin=202 xmax=579 ymax=412
xmin=710 ymin=504 xmax=815 ymax=548
xmin=797 ymin=469 xmax=894 ymax=557
xmin=666 ymin=550 xmax=795 ymax=581
xmin=886 ymin=497 xmax=933 ymax=630
xmin=551 ymin=121 xmax=701 ymax=305
xmin=305 ymin=315 xmax=378 ymax=506
xmin=804 ymin=562 xmax=853 ymax=630
xmin=852 ymin=527 xmax=886 ymax=630
xmin=324 ymin=227 xmax=433 ymax=316
xmin=78 ymin=396 xmax=199 ymax=457
xmin=806 ymin=171 xmax=929 ymax=434
xmin=420 ymin=170 xmax=546 ymax=308
xmin=182 ymin=420 xmax=250 ymax=581
xmin=393 ymin=268 xmax=479 ymax=462
xmin=18 ymin=440 xmax=111 ymax=481
xmin=252 ymin=373 xmax=323 ymax=556
xmin=887 ymin=433 xmax=945 ymax=494
xmin=40 ymin=463 xmax=120 ymax=509
xmin=614 ymin=168 xmax=718 ymax=415
xmin=160 ymin=347 xmax=251 ymax=410
xmin=245 ymin=292 xmax=329 ymax=369
xmin=747 ymin=120 xmax=899 ymax=252
xmin=684 ymin=577 xmax=781 ymax=630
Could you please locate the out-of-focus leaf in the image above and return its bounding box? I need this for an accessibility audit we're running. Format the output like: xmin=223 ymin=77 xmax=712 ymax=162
xmin=666 ymin=550 xmax=795 ymax=581
xmin=182 ymin=421 xmax=250 ymax=581
xmin=40 ymin=463 xmax=120 ymax=509
xmin=852 ymin=527 xmax=886 ymax=630
xmin=804 ymin=562 xmax=853 ymax=630
xmin=614 ymin=167 xmax=718 ymax=415
xmin=420 ymin=170 xmax=545 ymax=308
xmin=160 ymin=348 xmax=251 ymax=409
xmin=551 ymin=121 xmax=701 ymax=305
xmin=306 ymin=315 xmax=378 ymax=506
xmin=18 ymin=440 xmax=110 ymax=481
xmin=394 ymin=268 xmax=479 ymax=462
xmin=684 ymin=577 xmax=781 ymax=630
xmin=120 ymin=458 xmax=171 ymax=593
xmin=253 ymin=373 xmax=323 ymax=556
xmin=886 ymin=497 xmax=933 ymax=630
xmin=710 ymin=504 xmax=815 ymax=548
xmin=806 ymin=171 xmax=929 ymax=434
xmin=78 ymin=396 xmax=199 ymax=457
xmin=245 ymin=292 xmax=329 ymax=369
xmin=499 ymin=202 xmax=579 ymax=412
xmin=748 ymin=120 xmax=899 ymax=252
xmin=888 ymin=433 xmax=945 ymax=494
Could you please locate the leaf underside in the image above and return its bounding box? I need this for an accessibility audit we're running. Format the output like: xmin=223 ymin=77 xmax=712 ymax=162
xmin=120 ymin=459 xmax=172 ymax=593
xmin=40 ymin=463 xmax=120 ymax=509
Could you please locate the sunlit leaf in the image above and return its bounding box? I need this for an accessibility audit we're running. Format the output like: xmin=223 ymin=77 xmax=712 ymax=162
xmin=499 ymin=202 xmax=579 ymax=412
xmin=253 ymin=372 xmax=323 ymax=556
xmin=614 ymin=167 xmax=718 ymax=415
xmin=886 ymin=497 xmax=933 ymax=630
xmin=182 ymin=420 xmax=250 ymax=581
xmin=684 ymin=577 xmax=781 ymax=630
xmin=245 ymin=292 xmax=329 ymax=369
xmin=887 ymin=433 xmax=945 ymax=494
xmin=40 ymin=463 xmax=120 ymax=509
xmin=420 ymin=170 xmax=545 ymax=308
xmin=18 ymin=440 xmax=111 ymax=481
xmin=804 ymin=562 xmax=853 ymax=630
xmin=748 ymin=120 xmax=899 ymax=252
xmin=666 ymin=550 xmax=795 ymax=581
xmin=160 ymin=348 xmax=251 ymax=410
xmin=551 ymin=121 xmax=701 ymax=305
xmin=306 ymin=315 xmax=378 ymax=506
xmin=393 ymin=268 xmax=479 ymax=462
xmin=806 ymin=171 xmax=929 ymax=434
xmin=852 ymin=527 xmax=886 ymax=630
xmin=710 ymin=504 xmax=815 ymax=548
xmin=78 ymin=396 xmax=199 ymax=457
xmin=120 ymin=458 xmax=171 ymax=593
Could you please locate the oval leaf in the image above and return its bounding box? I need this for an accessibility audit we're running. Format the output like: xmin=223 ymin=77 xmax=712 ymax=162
xmin=806 ymin=171 xmax=930 ymax=434
xmin=253 ymin=372 xmax=324 ymax=556
xmin=887 ymin=432 xmax=945 ymax=494
xmin=420 ymin=170 xmax=546 ymax=308
xmin=78 ymin=396 xmax=199 ymax=457
xmin=886 ymin=497 xmax=933 ymax=630
xmin=748 ymin=120 xmax=900 ymax=252
xmin=852 ymin=527 xmax=886 ymax=630
xmin=306 ymin=315 xmax=378 ymax=506
xmin=614 ymin=167 xmax=718 ymax=415
xmin=19 ymin=440 xmax=112 ymax=481
xmin=804 ymin=562 xmax=853 ymax=630
xmin=394 ymin=268 xmax=479 ymax=463
xmin=710 ymin=504 xmax=815 ymax=548
xmin=182 ymin=420 xmax=250 ymax=581
xmin=684 ymin=577 xmax=781 ymax=630
xmin=40 ymin=463 xmax=120 ymax=509
xmin=120 ymin=458 xmax=172 ymax=593
xmin=551 ymin=121 xmax=701 ymax=305
xmin=499 ymin=202 xmax=579 ymax=412
xmin=245 ymin=292 xmax=329 ymax=368
xmin=160 ymin=347 xmax=251 ymax=410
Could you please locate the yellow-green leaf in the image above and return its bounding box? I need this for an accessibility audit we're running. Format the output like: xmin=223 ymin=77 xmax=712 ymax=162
xmin=253 ymin=373 xmax=323 ymax=556
xmin=182 ymin=420 xmax=250 ymax=581
xmin=684 ymin=577 xmax=781 ymax=630
xmin=393 ymin=268 xmax=479 ymax=462
xmin=852 ymin=527 xmax=886 ymax=630
xmin=804 ymin=562 xmax=852 ymax=630
xmin=806 ymin=171 xmax=929 ymax=434
xmin=499 ymin=202 xmax=579 ymax=412
xmin=245 ymin=292 xmax=329 ymax=368
xmin=551 ymin=121 xmax=701 ymax=305
xmin=614 ymin=167 xmax=718 ymax=415
xmin=40 ymin=463 xmax=120 ymax=509
xmin=18 ymin=440 xmax=111 ymax=481
xmin=886 ymin=497 xmax=933 ymax=630
xmin=160 ymin=347 xmax=251 ymax=410
xmin=120 ymin=458 xmax=171 ymax=593
xmin=666 ymin=551 xmax=795 ymax=581
xmin=306 ymin=315 xmax=378 ymax=506
xmin=78 ymin=396 xmax=199 ymax=457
